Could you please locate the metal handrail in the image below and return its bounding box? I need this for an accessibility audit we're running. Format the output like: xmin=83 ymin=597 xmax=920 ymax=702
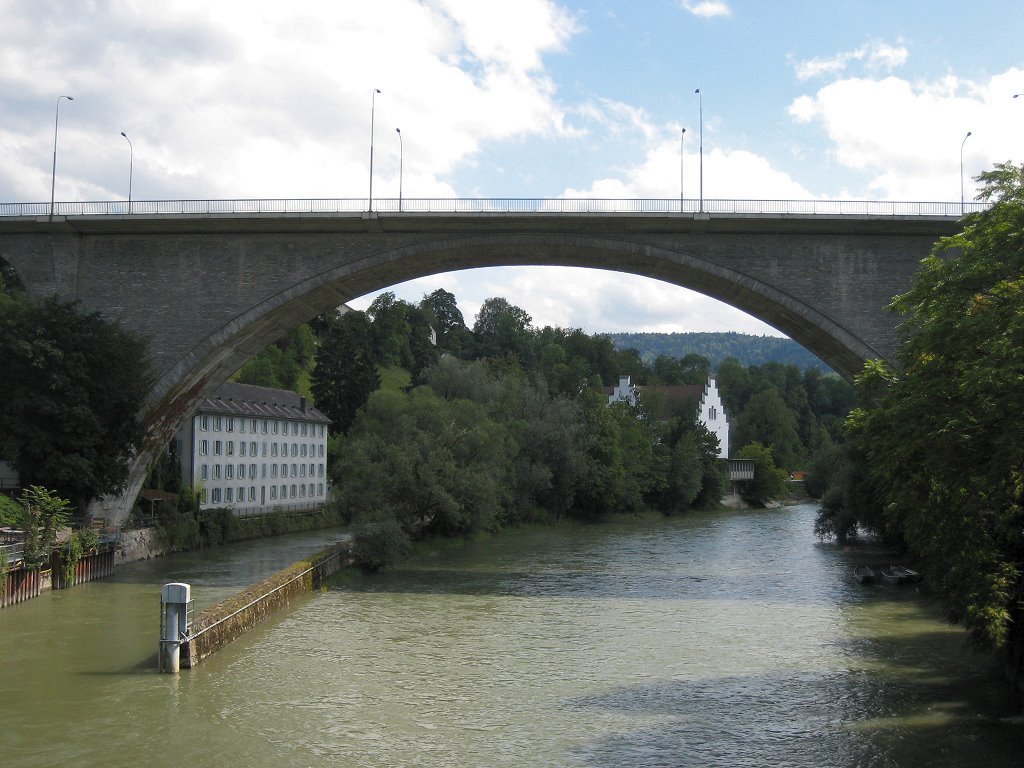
xmin=184 ymin=548 xmax=342 ymax=642
xmin=0 ymin=197 xmax=989 ymax=218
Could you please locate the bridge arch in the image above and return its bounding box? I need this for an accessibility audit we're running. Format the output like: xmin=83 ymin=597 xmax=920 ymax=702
xmin=1 ymin=211 xmax=956 ymax=520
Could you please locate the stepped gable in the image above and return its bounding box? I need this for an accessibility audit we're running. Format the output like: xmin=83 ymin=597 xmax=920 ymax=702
xmin=197 ymin=382 xmax=330 ymax=424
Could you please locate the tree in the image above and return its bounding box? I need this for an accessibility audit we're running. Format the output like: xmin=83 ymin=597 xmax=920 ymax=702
xmin=734 ymin=442 xmax=788 ymax=507
xmin=734 ymin=386 xmax=804 ymax=472
xmin=0 ymin=294 xmax=151 ymax=513
xmin=420 ymin=288 xmax=470 ymax=355
xmin=472 ymin=297 xmax=534 ymax=362
xmin=310 ymin=311 xmax=380 ymax=434
xmin=848 ymin=163 xmax=1024 ymax=692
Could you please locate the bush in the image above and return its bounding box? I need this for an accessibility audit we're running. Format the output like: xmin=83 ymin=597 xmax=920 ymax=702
xmin=350 ymin=519 xmax=409 ymax=572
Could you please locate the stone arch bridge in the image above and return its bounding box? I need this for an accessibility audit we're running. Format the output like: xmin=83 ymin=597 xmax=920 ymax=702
xmin=0 ymin=202 xmax=963 ymax=520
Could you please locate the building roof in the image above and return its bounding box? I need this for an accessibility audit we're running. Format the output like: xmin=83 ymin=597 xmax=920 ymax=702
xmin=636 ymin=384 xmax=705 ymax=419
xmin=195 ymin=382 xmax=330 ymax=424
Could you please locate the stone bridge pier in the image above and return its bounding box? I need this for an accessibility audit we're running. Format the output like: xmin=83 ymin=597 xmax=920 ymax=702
xmin=0 ymin=211 xmax=958 ymax=522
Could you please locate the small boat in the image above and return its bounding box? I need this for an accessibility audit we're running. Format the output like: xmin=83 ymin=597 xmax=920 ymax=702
xmin=854 ymin=565 xmax=876 ymax=584
xmin=878 ymin=565 xmax=904 ymax=585
xmin=883 ymin=564 xmax=921 ymax=584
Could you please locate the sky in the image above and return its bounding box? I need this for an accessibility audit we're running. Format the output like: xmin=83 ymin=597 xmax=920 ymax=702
xmin=1 ymin=0 xmax=1022 ymax=337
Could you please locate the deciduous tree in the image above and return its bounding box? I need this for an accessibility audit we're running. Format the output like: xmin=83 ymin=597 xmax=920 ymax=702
xmin=0 ymin=295 xmax=150 ymax=513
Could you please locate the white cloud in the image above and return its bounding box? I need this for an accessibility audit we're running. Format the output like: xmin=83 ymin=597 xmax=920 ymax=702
xmin=788 ymin=68 xmax=1024 ymax=200
xmin=349 ymin=267 xmax=782 ymax=337
xmin=680 ymin=1 xmax=732 ymax=18
xmin=791 ymin=39 xmax=908 ymax=81
xmin=0 ymin=0 xmax=579 ymax=203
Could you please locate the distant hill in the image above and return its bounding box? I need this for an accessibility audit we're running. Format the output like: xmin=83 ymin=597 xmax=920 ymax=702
xmin=604 ymin=332 xmax=830 ymax=372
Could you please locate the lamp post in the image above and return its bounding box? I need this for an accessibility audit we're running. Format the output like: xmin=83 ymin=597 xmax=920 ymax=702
xmin=368 ymin=88 xmax=381 ymax=211
xmin=960 ymin=130 xmax=972 ymax=214
xmin=680 ymin=127 xmax=686 ymax=212
xmin=396 ymin=127 xmax=403 ymax=212
xmin=50 ymin=95 xmax=74 ymax=220
xmin=120 ymin=131 xmax=134 ymax=213
xmin=694 ymin=88 xmax=703 ymax=213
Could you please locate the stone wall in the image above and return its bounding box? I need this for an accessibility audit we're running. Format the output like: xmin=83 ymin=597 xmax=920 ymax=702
xmin=182 ymin=542 xmax=349 ymax=669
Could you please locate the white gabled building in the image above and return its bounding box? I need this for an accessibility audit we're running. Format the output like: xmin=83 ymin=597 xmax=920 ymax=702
xmin=606 ymin=375 xmax=730 ymax=459
xmin=176 ymin=382 xmax=330 ymax=514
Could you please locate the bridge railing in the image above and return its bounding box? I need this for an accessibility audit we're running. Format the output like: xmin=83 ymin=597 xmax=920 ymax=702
xmin=0 ymin=198 xmax=988 ymax=218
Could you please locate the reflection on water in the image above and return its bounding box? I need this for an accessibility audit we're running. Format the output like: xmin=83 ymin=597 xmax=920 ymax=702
xmin=0 ymin=507 xmax=1020 ymax=767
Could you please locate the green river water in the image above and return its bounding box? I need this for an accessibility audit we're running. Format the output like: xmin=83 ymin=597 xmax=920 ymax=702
xmin=1 ymin=504 xmax=1021 ymax=767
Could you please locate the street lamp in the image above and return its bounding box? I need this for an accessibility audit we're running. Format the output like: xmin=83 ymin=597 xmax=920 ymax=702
xmin=396 ymin=128 xmax=403 ymax=212
xmin=694 ymin=88 xmax=703 ymax=213
xmin=680 ymin=127 xmax=686 ymax=211
xmin=50 ymin=95 xmax=74 ymax=220
xmin=120 ymin=131 xmax=134 ymax=213
xmin=368 ymin=88 xmax=381 ymax=211
xmin=960 ymin=130 xmax=972 ymax=214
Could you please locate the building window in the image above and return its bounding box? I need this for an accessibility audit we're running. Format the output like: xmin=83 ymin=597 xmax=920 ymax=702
xmin=270 ymin=486 xmax=278 ymax=500
xmin=212 ymin=488 xmax=222 ymax=504
xmin=214 ymin=464 xmax=222 ymax=480
xmin=199 ymin=440 xmax=209 ymax=456
xmin=200 ymin=415 xmax=209 ymax=431
xmin=262 ymin=442 xmax=268 ymax=457
xmin=291 ymin=422 xmax=299 ymax=436
xmin=271 ymin=443 xmax=278 ymax=458
xmin=272 ymin=420 xmax=279 ymax=435
xmin=200 ymin=464 xmax=209 ymax=480
xmin=214 ymin=440 xmax=222 ymax=456
xmin=271 ymin=464 xmax=278 ymax=479
xmin=301 ymin=423 xmax=308 ymax=437
xmin=291 ymin=484 xmax=297 ymax=498
xmin=251 ymin=418 xmax=258 ymax=433
xmin=239 ymin=442 xmax=247 ymax=457
xmin=249 ymin=463 xmax=257 ymax=479
xmin=301 ymin=444 xmax=307 ymax=458
xmin=291 ymin=463 xmax=298 ymax=478
xmin=248 ymin=486 xmax=256 ymax=502
xmin=226 ymin=464 xmax=234 ymax=480
xmin=239 ymin=418 xmax=246 ymax=434
xmin=281 ymin=484 xmax=287 ymax=498
xmin=250 ymin=441 xmax=257 ymax=456
xmin=237 ymin=486 xmax=244 ymax=501
xmin=261 ymin=463 xmax=267 ymax=479
xmin=261 ymin=419 xmax=268 ymax=434
xmin=318 ymin=483 xmax=324 ymax=496
xmin=214 ymin=416 xmax=222 ymax=431
xmin=226 ymin=417 xmax=234 ymax=432
xmin=225 ymin=487 xmax=233 ymax=503
xmin=226 ymin=441 xmax=234 ymax=457
xmin=318 ymin=463 xmax=324 ymax=477
xmin=319 ymin=444 xmax=324 ymax=458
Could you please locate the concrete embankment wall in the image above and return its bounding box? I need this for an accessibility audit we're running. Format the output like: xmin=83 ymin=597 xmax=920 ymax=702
xmin=182 ymin=542 xmax=350 ymax=669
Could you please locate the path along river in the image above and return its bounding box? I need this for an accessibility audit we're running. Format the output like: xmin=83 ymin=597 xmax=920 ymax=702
xmin=1 ymin=504 xmax=1021 ymax=767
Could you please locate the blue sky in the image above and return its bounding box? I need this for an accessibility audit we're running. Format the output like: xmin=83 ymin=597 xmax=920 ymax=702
xmin=1 ymin=0 xmax=1022 ymax=337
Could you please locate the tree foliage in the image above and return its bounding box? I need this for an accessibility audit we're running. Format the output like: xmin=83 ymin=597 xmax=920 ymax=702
xmin=734 ymin=442 xmax=788 ymax=507
xmin=0 ymin=294 xmax=151 ymax=513
xmin=845 ymin=163 xmax=1024 ymax=675
xmin=310 ymin=311 xmax=381 ymax=435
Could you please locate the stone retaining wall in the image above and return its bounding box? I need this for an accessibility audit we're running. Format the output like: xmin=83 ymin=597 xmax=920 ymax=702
xmin=182 ymin=542 xmax=349 ymax=669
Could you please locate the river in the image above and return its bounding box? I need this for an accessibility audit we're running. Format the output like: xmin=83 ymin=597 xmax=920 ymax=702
xmin=0 ymin=504 xmax=1020 ymax=767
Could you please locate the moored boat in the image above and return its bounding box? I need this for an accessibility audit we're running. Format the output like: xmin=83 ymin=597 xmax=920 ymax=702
xmin=854 ymin=564 xmax=876 ymax=584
